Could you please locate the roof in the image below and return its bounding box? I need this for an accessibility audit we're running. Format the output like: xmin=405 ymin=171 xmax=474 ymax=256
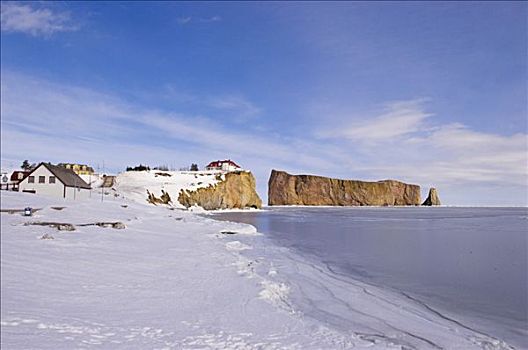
xmin=29 ymin=163 xmax=91 ymax=189
xmin=206 ymin=160 xmax=241 ymax=168
xmin=10 ymin=171 xmax=30 ymax=182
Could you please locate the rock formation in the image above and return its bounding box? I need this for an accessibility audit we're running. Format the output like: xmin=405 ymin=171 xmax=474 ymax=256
xmin=268 ymin=170 xmax=421 ymax=206
xmin=179 ymin=171 xmax=262 ymax=210
xmin=422 ymin=188 xmax=441 ymax=206
xmin=147 ymin=189 xmax=172 ymax=205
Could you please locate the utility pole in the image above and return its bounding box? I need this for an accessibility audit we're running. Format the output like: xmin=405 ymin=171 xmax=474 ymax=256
xmin=89 ymin=171 xmax=92 ymax=198
xmin=101 ymin=160 xmax=105 ymax=203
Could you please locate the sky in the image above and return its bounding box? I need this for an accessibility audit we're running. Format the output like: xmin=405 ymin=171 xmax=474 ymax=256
xmin=1 ymin=1 xmax=527 ymax=206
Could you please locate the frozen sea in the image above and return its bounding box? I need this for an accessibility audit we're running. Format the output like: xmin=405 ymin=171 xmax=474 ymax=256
xmin=214 ymin=207 xmax=528 ymax=349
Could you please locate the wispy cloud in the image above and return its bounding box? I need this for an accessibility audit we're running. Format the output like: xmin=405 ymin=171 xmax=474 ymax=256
xmin=176 ymin=15 xmax=221 ymax=25
xmin=176 ymin=16 xmax=191 ymax=25
xmin=0 ymin=2 xmax=77 ymax=37
xmin=155 ymin=85 xmax=262 ymax=122
xmin=200 ymin=16 xmax=221 ymax=23
xmin=319 ymin=99 xmax=432 ymax=143
xmin=0 ymin=70 xmax=346 ymax=193
xmin=207 ymin=95 xmax=261 ymax=119
xmin=315 ymin=99 xmax=527 ymax=195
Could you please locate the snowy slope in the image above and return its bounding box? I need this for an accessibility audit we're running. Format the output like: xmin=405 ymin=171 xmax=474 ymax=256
xmin=113 ymin=170 xmax=223 ymax=208
xmin=1 ymin=191 xmax=515 ymax=349
xmin=0 ymin=192 xmax=343 ymax=349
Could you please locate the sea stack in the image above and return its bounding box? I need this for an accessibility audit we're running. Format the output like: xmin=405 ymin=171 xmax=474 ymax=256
xmin=422 ymin=188 xmax=441 ymax=206
xmin=268 ymin=170 xmax=421 ymax=206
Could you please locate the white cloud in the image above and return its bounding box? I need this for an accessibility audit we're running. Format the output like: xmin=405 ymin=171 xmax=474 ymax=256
xmin=200 ymin=16 xmax=221 ymax=23
xmin=207 ymin=95 xmax=261 ymax=118
xmin=320 ymin=99 xmax=432 ymax=142
xmin=176 ymin=16 xmax=191 ymax=25
xmin=1 ymin=2 xmax=77 ymax=37
xmin=176 ymin=16 xmax=221 ymax=25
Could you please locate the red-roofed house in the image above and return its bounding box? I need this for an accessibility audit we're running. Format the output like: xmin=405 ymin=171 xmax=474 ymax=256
xmin=205 ymin=160 xmax=242 ymax=172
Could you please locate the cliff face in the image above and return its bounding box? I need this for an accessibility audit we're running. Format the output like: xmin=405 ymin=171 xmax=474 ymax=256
xmin=268 ymin=170 xmax=421 ymax=206
xmin=178 ymin=171 xmax=262 ymax=210
xmin=422 ymin=188 xmax=441 ymax=206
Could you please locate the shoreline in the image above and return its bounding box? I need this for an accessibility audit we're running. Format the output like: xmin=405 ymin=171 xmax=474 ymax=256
xmin=1 ymin=191 xmax=521 ymax=349
xmin=213 ymin=208 xmax=525 ymax=350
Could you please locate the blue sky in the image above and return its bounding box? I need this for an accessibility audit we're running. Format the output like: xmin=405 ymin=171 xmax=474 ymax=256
xmin=1 ymin=1 xmax=527 ymax=205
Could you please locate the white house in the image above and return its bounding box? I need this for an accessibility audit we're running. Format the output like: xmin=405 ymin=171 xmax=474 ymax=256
xmin=18 ymin=163 xmax=92 ymax=200
xmin=205 ymin=160 xmax=242 ymax=172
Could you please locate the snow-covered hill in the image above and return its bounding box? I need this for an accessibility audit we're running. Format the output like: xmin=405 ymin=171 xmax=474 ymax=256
xmin=113 ymin=170 xmax=223 ymax=208
xmin=113 ymin=170 xmax=262 ymax=210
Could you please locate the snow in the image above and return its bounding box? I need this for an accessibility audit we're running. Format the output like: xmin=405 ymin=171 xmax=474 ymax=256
xmin=113 ymin=170 xmax=223 ymax=208
xmin=0 ymin=191 xmax=347 ymax=349
xmin=79 ymin=174 xmax=105 ymax=188
xmin=1 ymin=191 xmax=517 ymax=349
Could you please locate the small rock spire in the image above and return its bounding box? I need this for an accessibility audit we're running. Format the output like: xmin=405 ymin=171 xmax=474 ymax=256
xmin=422 ymin=188 xmax=441 ymax=206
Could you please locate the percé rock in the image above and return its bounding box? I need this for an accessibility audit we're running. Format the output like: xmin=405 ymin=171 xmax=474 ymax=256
xmin=268 ymin=170 xmax=421 ymax=206
xmin=422 ymin=188 xmax=441 ymax=206
xmin=178 ymin=171 xmax=262 ymax=210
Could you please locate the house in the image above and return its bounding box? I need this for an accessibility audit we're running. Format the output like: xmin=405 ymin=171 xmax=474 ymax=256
xmin=205 ymin=160 xmax=242 ymax=172
xmin=57 ymin=163 xmax=95 ymax=175
xmin=19 ymin=163 xmax=92 ymax=200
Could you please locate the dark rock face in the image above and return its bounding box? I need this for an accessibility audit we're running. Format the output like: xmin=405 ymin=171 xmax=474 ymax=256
xmin=422 ymin=188 xmax=441 ymax=206
xmin=268 ymin=170 xmax=421 ymax=206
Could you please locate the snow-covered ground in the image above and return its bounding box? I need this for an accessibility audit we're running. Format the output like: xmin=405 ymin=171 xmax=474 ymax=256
xmin=1 ymin=191 xmax=516 ymax=349
xmin=0 ymin=191 xmax=342 ymax=349
xmin=113 ymin=170 xmax=224 ymax=208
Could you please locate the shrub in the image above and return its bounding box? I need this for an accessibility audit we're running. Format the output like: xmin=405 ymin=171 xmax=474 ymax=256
xmin=126 ymin=164 xmax=150 ymax=171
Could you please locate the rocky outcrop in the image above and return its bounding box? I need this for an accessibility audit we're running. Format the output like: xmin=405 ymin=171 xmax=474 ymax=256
xmin=422 ymin=188 xmax=441 ymax=206
xmin=178 ymin=171 xmax=262 ymax=210
xmin=147 ymin=189 xmax=172 ymax=205
xmin=268 ymin=170 xmax=421 ymax=206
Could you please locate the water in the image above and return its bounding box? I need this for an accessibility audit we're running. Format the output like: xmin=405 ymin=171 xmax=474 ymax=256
xmin=214 ymin=207 xmax=528 ymax=348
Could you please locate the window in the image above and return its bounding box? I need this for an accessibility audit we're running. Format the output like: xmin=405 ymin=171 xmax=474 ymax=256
xmin=39 ymin=176 xmax=45 ymax=183
xmin=28 ymin=176 xmax=35 ymax=183
xmin=49 ymin=176 xmax=56 ymax=184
